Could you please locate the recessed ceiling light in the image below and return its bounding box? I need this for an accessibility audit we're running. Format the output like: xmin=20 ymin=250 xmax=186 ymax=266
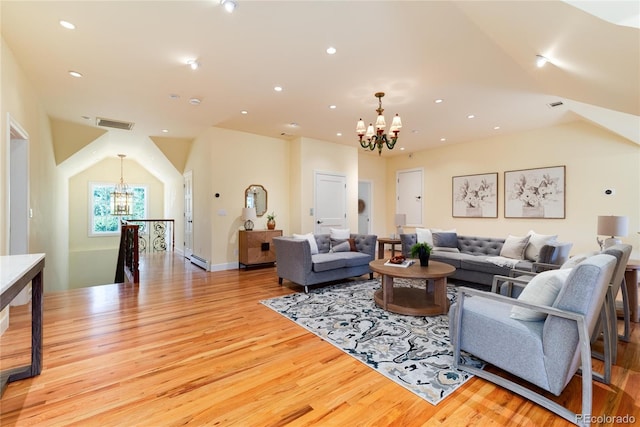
xmin=241 ymin=110 xmax=248 ymax=115
xmin=274 ymin=86 xmax=283 ymax=92
xmin=81 ymin=115 xmax=90 ymax=120
xmin=434 ymin=99 xmax=443 ymax=104
xmin=189 ymin=97 xmax=201 ymax=105
xmin=289 ymin=122 xmax=299 ymax=128
xmin=536 ymin=54 xmax=548 ymax=68
xmin=493 ymin=126 xmax=501 ymax=130
xmin=220 ymin=0 xmax=237 ymax=13
xmin=169 ymin=94 xmax=180 ymax=100
xmin=326 ymin=47 xmax=337 ymax=55
xmin=329 ymin=105 xmax=337 ymax=109
xmin=59 ymin=20 xmax=75 ymax=30
xmin=187 ymin=59 xmax=199 ymax=70
xmin=467 ymin=114 xmax=475 ymax=119
xmin=336 ymin=132 xmax=342 ymax=136
xmin=400 ymin=147 xmax=405 ymax=151
xmin=440 ymin=137 xmax=446 ymax=142
xmin=162 ymin=129 xmax=169 ymax=133
xmin=69 ymin=70 xmax=83 ymax=78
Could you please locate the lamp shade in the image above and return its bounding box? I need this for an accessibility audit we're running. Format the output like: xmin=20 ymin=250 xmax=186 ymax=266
xmin=394 ymin=213 xmax=407 ymax=227
xmin=597 ymin=215 xmax=628 ymax=237
xmin=242 ymin=207 xmax=257 ymax=222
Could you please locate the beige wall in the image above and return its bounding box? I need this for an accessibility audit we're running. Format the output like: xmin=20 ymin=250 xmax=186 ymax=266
xmin=357 ymin=152 xmax=388 ymax=238
xmin=68 ymin=157 xmax=164 ymax=288
xmin=185 ymin=127 xmax=289 ymax=270
xmin=385 ymin=121 xmax=640 ymax=255
xmin=1 ymin=37 xmax=64 ymax=291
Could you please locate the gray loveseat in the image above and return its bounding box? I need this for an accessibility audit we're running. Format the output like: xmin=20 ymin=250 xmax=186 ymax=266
xmin=400 ymin=233 xmax=572 ymax=288
xmin=273 ymin=234 xmax=377 ymax=293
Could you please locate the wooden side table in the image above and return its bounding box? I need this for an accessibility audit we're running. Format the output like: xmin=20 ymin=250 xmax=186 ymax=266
xmin=625 ymin=259 xmax=639 ymax=323
xmin=377 ymin=237 xmax=402 ymax=259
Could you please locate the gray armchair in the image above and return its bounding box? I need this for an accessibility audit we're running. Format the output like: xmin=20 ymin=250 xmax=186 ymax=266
xmin=449 ymin=254 xmax=616 ymax=426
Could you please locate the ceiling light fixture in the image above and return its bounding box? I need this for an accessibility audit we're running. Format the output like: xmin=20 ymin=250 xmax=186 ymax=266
xmin=189 ymin=98 xmax=201 ymax=105
xmin=467 ymin=114 xmax=475 ymax=119
xmin=356 ymin=92 xmax=402 ymax=156
xmin=434 ymin=99 xmax=443 ymax=104
xmin=220 ymin=0 xmax=237 ymax=13
xmin=241 ymin=110 xmax=248 ymax=115
xmin=69 ymin=70 xmax=83 ymax=78
xmin=187 ymin=59 xmax=199 ymax=70
xmin=111 ymin=154 xmax=133 ymax=216
xmin=329 ymin=105 xmax=337 ymax=109
xmin=536 ymin=54 xmax=548 ymax=68
xmin=326 ymin=47 xmax=337 ymax=55
xmin=274 ymin=86 xmax=283 ymax=92
xmin=59 ymin=20 xmax=75 ymax=30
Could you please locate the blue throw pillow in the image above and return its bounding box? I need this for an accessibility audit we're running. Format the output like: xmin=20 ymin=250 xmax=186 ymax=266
xmin=432 ymin=232 xmax=458 ymax=249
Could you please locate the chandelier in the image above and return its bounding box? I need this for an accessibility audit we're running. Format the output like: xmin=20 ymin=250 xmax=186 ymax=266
xmin=356 ymin=92 xmax=402 ymax=155
xmin=111 ymin=154 xmax=133 ymax=216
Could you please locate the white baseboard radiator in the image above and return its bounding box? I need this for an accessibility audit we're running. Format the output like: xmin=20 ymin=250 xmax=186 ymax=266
xmin=190 ymin=254 xmax=210 ymax=271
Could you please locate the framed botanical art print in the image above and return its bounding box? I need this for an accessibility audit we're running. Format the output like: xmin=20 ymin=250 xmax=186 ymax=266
xmin=452 ymin=173 xmax=498 ymax=218
xmin=504 ymin=166 xmax=565 ymax=218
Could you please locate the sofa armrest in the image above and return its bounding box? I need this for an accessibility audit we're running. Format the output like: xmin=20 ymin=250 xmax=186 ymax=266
xmin=273 ymin=237 xmax=313 ymax=284
xmin=351 ymin=234 xmax=377 ymax=258
xmin=400 ymin=233 xmax=418 ymax=257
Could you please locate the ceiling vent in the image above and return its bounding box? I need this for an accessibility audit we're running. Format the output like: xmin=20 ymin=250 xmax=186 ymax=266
xmin=96 ymin=117 xmax=135 ymax=130
xmin=546 ymin=101 xmax=564 ymax=108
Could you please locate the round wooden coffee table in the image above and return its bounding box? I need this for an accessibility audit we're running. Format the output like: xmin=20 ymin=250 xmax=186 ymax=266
xmin=369 ymin=259 xmax=456 ymax=316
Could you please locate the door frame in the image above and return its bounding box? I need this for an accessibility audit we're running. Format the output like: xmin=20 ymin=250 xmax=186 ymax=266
xmin=358 ymin=179 xmax=373 ymax=235
xmin=5 ymin=113 xmax=30 ymax=255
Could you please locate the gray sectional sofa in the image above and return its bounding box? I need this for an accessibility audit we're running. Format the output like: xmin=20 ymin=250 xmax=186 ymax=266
xmin=273 ymin=233 xmax=377 ymax=293
xmin=400 ymin=233 xmax=572 ymax=288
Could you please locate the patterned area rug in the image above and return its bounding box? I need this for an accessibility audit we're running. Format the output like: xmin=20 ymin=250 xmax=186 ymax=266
xmin=260 ymin=279 xmax=484 ymax=405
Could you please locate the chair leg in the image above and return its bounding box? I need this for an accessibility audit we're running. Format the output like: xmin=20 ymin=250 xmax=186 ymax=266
xmin=619 ymin=277 xmax=631 ymax=342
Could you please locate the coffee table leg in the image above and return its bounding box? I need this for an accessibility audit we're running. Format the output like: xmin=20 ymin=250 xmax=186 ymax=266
xmin=382 ymin=274 xmax=394 ymax=309
xmin=433 ymin=277 xmax=447 ymax=314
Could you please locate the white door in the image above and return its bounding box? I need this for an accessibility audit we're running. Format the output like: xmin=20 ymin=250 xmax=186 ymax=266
xmin=396 ymin=168 xmax=423 ymax=226
xmin=8 ymin=117 xmax=29 ymax=255
xmin=315 ymin=172 xmax=347 ymax=234
xmin=183 ymin=171 xmax=193 ymax=259
xmin=358 ymin=180 xmax=372 ymax=234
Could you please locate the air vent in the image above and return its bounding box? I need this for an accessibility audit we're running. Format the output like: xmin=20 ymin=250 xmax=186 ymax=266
xmin=547 ymin=101 xmax=564 ymax=108
xmin=96 ymin=117 xmax=135 ymax=130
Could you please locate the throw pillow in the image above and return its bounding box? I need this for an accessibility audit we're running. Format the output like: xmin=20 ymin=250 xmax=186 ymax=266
xmin=330 ymin=228 xmax=350 ymax=240
xmin=525 ymin=230 xmax=558 ymax=261
xmin=510 ymin=268 xmax=572 ymax=321
xmin=500 ymin=234 xmax=531 ymax=260
xmin=293 ymin=232 xmax=319 ymax=255
xmin=332 ymin=241 xmax=351 ymax=252
xmin=432 ymin=232 xmax=458 ymax=248
xmin=537 ymin=245 xmax=558 ymax=265
xmin=415 ymin=228 xmax=433 ymax=246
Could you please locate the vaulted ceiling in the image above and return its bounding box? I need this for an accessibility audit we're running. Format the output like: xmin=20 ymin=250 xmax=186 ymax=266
xmin=2 ymin=0 xmax=638 ymax=171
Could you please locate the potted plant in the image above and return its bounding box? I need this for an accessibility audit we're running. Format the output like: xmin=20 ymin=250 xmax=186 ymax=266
xmin=266 ymin=212 xmax=276 ymax=230
xmin=410 ymin=242 xmax=432 ymax=266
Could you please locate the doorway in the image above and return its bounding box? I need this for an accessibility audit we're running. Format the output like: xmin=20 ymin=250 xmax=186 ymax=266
xmin=314 ymin=171 xmax=347 ymax=234
xmin=7 ymin=115 xmax=29 ymax=255
xmin=358 ymin=180 xmax=372 ymax=234
xmin=396 ymin=168 xmax=424 ymax=227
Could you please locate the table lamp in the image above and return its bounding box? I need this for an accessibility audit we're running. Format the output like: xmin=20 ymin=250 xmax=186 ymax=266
xmin=242 ymin=207 xmax=257 ymax=231
xmin=597 ymin=215 xmax=628 ymax=250
xmin=395 ymin=213 xmax=406 ymax=236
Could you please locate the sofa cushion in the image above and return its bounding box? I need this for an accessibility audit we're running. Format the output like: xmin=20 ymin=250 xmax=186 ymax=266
xmin=460 ymin=256 xmax=512 ymax=276
xmin=340 ymin=251 xmax=372 ymax=267
xmin=510 ymin=269 xmax=572 ymax=321
xmin=416 ymin=228 xmax=434 ymax=246
xmin=332 ymin=241 xmax=351 ymax=252
xmin=293 ymin=232 xmax=319 ymax=254
xmin=457 ymin=236 xmax=504 ymax=256
xmin=429 ymin=252 xmax=475 ymax=269
xmin=525 ymin=231 xmax=558 ymax=261
xmin=311 ymin=253 xmax=347 ymax=272
xmin=500 ymin=235 xmax=530 ymax=260
xmin=432 ymin=232 xmax=458 ymax=249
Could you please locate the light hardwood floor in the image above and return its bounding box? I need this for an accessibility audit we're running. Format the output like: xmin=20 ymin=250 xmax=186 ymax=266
xmin=1 ymin=252 xmax=638 ymax=426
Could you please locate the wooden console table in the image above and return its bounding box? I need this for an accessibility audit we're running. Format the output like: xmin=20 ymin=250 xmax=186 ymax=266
xmin=377 ymin=237 xmax=402 ymax=259
xmin=0 ymin=253 xmax=45 ymax=395
xmin=239 ymin=230 xmax=282 ymax=268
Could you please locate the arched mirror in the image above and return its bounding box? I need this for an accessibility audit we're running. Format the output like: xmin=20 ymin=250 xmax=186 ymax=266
xmin=245 ymin=184 xmax=267 ymax=217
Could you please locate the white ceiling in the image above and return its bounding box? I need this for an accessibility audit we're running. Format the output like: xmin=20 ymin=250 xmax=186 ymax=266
xmin=2 ymin=0 xmax=639 ymax=167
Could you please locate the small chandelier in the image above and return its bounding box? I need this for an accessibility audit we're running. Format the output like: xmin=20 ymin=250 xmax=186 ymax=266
xmin=111 ymin=154 xmax=133 ymax=216
xmin=356 ymin=92 xmax=402 ymax=155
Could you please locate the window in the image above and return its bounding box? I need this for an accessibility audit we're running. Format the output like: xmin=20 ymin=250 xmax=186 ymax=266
xmin=89 ymin=182 xmax=147 ymax=236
